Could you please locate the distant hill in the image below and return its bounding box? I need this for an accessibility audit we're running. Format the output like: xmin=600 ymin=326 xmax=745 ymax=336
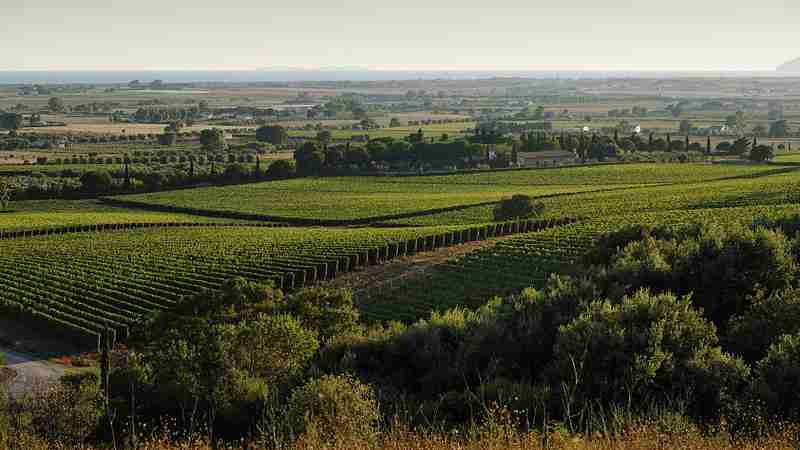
xmin=778 ymin=57 xmax=800 ymax=73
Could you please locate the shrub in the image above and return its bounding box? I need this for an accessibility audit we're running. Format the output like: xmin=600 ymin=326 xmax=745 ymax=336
xmin=224 ymin=314 xmax=319 ymax=388
xmin=464 ymin=275 xmax=599 ymax=383
xmin=726 ymin=288 xmax=800 ymax=363
xmin=79 ymin=170 xmax=114 ymax=194
xmin=493 ymin=195 xmax=545 ymax=222
xmin=752 ymin=333 xmax=800 ymax=421
xmin=595 ymin=224 xmax=798 ymax=327
xmin=286 ymin=288 xmax=360 ymax=340
xmin=287 ymin=375 xmax=380 ymax=443
xmin=749 ymin=145 xmax=775 ymax=162
xmin=18 ymin=380 xmax=104 ymax=447
xmin=265 ymin=159 xmax=296 ymax=180
xmin=551 ymin=289 xmax=747 ymax=418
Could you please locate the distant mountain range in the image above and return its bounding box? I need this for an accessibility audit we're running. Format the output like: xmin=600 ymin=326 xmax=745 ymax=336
xmin=777 ymin=58 xmax=800 ymax=73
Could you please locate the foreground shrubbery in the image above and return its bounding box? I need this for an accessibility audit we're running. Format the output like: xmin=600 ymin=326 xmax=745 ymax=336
xmin=6 ymin=218 xmax=800 ymax=448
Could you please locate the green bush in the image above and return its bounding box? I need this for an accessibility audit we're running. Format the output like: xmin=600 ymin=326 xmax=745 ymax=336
xmin=492 ymin=195 xmax=545 ymax=222
xmin=463 ymin=275 xmax=599 ymax=383
xmin=286 ymin=288 xmax=360 ymax=340
xmin=224 ymin=313 xmax=319 ymax=388
xmin=287 ymin=375 xmax=380 ymax=443
xmin=265 ymin=159 xmax=296 ymax=179
xmin=596 ymin=224 xmax=798 ymax=327
xmin=726 ymin=288 xmax=800 ymax=363
xmin=552 ymin=289 xmax=747 ymax=418
xmin=752 ymin=333 xmax=800 ymax=421
xmin=79 ymin=170 xmax=114 ymax=194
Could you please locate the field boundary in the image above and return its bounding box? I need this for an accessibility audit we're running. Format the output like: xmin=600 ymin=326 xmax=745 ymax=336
xmin=0 ymin=221 xmax=289 ymax=240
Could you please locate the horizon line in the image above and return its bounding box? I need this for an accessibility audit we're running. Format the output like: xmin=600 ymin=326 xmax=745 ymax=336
xmin=0 ymin=67 xmax=789 ymax=73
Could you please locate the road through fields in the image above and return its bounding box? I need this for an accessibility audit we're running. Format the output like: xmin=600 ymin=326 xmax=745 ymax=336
xmin=1 ymin=348 xmax=65 ymax=397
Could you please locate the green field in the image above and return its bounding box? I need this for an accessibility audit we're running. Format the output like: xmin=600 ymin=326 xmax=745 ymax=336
xmin=111 ymin=178 xmax=611 ymax=223
xmin=110 ymin=163 xmax=788 ymax=223
xmin=0 ymin=200 xmax=241 ymax=234
xmin=380 ymin=165 xmax=800 ymax=225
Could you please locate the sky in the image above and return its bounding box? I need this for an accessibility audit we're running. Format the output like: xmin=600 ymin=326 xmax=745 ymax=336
xmin=2 ymin=0 xmax=799 ymax=72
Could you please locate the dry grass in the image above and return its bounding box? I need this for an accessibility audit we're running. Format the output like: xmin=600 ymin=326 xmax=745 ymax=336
xmin=3 ymin=425 xmax=798 ymax=450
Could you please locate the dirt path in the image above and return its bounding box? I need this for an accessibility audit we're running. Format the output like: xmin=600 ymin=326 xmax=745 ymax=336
xmin=324 ymin=234 xmax=514 ymax=298
xmin=1 ymin=349 xmax=65 ymax=397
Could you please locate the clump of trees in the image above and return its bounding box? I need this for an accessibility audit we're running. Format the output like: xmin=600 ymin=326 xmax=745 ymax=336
xmin=0 ymin=113 xmax=23 ymax=131
xmin=199 ymin=128 xmax=226 ymax=151
xmin=79 ymin=171 xmax=114 ymax=194
xmin=749 ymin=145 xmax=775 ymax=162
xmin=293 ymin=137 xmax=486 ymax=175
xmin=493 ymin=195 xmax=545 ymax=221
xmin=256 ymin=125 xmax=289 ymax=146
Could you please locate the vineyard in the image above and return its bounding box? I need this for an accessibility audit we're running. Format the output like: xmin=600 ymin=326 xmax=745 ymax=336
xmin=364 ymin=162 xmax=786 ymax=186
xmin=108 ymin=163 xmax=791 ymax=224
xmin=110 ymin=178 xmax=611 ymax=223
xmin=0 ymin=200 xmax=239 ymax=234
xmin=361 ymin=204 xmax=800 ymax=322
xmin=6 ymin=160 xmax=800 ymax=348
xmin=383 ymin=167 xmax=800 ymax=225
xmin=0 ymin=218 xmax=570 ymax=350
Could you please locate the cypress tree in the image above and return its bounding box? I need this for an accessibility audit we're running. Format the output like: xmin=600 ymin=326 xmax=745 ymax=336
xmin=613 ymin=129 xmax=619 ymax=143
xmin=511 ymin=143 xmax=519 ymax=166
xmin=753 ymin=136 xmax=758 ymax=148
xmin=685 ymin=135 xmax=690 ymax=151
xmin=255 ymin=155 xmax=261 ymax=178
xmin=124 ymin=158 xmax=130 ymax=187
xmin=707 ymin=136 xmax=712 ymax=155
xmin=649 ymin=132 xmax=654 ymax=148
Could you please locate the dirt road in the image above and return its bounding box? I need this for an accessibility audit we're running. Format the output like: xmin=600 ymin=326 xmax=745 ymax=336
xmin=1 ymin=349 xmax=65 ymax=396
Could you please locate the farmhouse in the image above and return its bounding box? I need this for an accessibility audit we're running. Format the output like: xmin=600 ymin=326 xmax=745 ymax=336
xmin=517 ymin=150 xmax=576 ymax=167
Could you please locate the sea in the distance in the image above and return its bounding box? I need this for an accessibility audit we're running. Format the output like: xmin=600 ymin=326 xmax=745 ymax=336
xmin=0 ymin=69 xmax=791 ymax=85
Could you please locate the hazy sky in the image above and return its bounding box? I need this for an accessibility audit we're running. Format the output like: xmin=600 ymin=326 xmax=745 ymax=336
xmin=2 ymin=0 xmax=799 ymax=71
